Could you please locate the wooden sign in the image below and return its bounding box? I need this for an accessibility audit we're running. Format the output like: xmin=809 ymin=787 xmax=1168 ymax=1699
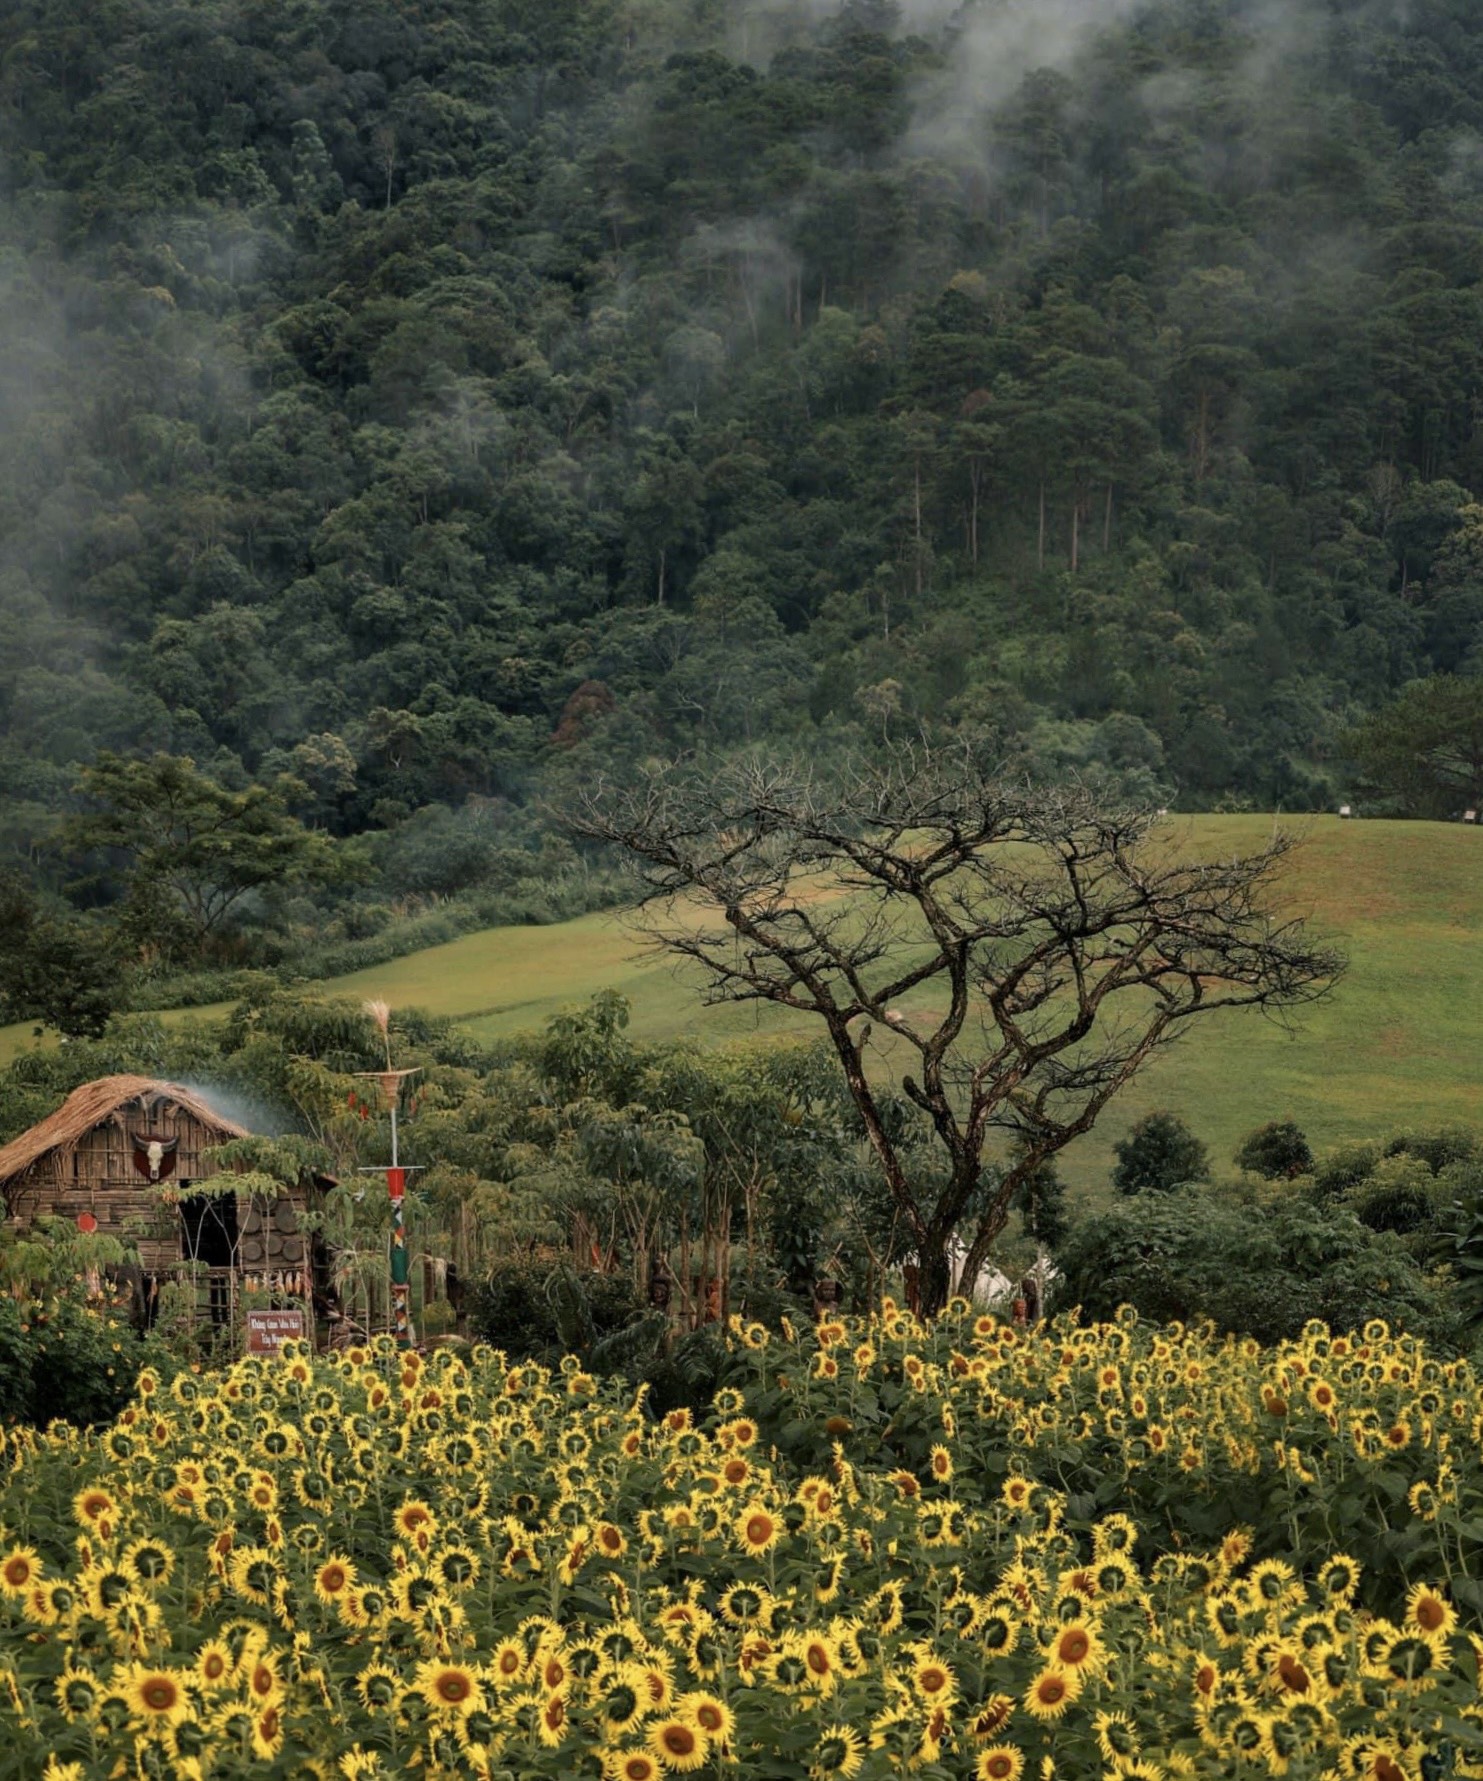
xmin=245 ymin=1308 xmax=306 ymax=1355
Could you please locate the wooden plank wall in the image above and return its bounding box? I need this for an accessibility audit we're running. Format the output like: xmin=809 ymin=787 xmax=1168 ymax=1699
xmin=9 ymin=1099 xmax=308 ymax=1275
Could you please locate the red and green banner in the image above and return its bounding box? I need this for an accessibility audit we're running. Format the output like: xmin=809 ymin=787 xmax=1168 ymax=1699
xmin=386 ymin=1167 xmax=409 ymax=1347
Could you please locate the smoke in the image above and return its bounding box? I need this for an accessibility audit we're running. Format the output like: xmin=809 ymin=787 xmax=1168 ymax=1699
xmin=176 ymin=1081 xmax=291 ymax=1140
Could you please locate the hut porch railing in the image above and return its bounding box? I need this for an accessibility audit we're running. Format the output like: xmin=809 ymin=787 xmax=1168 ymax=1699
xmin=148 ymin=1265 xmax=312 ymax=1351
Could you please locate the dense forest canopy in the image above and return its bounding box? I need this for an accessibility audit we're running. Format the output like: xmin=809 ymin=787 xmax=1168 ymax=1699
xmin=4 ymin=0 xmax=1483 ymax=980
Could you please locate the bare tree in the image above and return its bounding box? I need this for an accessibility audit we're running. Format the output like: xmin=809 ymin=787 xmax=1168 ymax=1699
xmin=571 ymin=744 xmax=1344 ymax=1316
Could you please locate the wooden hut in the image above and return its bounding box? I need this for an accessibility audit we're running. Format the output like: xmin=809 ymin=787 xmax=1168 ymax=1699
xmin=0 ymin=1076 xmax=317 ymax=1327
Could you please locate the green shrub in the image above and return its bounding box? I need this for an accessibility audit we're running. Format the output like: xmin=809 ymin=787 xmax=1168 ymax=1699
xmin=1311 ymin=1140 xmax=1381 ymax=1203
xmin=1349 ymin=1153 xmax=1437 ymax=1235
xmin=1383 ymin=1126 xmax=1479 ymax=1174
xmin=1110 ymin=1111 xmax=1210 ymax=1195
xmin=1233 ymin=1117 xmax=1314 ymax=1179
xmin=0 ymin=1293 xmax=176 ymax=1429
xmin=467 ymin=1257 xmax=643 ymax=1361
xmin=1053 ymin=1184 xmax=1459 ymax=1348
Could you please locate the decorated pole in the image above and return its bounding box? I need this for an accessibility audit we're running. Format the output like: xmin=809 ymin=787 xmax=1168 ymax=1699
xmin=358 ymin=1002 xmax=420 ymax=1349
xmin=386 ymin=1127 xmax=409 ymax=1349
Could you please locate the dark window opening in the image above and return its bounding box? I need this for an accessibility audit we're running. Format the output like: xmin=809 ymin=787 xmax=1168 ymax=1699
xmin=179 ymin=1189 xmax=238 ymax=1269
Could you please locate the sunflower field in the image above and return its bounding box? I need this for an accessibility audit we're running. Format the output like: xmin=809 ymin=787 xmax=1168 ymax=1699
xmin=1 ymin=1305 xmax=1482 ymax=1780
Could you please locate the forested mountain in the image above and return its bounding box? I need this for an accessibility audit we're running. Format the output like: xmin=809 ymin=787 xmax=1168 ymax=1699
xmin=4 ymin=0 xmax=1483 ymax=979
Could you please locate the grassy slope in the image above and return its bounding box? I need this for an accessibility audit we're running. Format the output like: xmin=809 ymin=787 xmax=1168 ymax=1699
xmin=3 ymin=817 xmax=1478 ymax=1188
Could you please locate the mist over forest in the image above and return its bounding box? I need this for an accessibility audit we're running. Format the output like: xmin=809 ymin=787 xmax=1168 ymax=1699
xmin=4 ymin=0 xmax=1483 ymax=992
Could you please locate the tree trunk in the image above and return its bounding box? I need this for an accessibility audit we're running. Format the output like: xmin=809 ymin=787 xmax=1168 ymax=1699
xmin=1037 ymin=480 xmax=1046 ymax=572
xmin=1103 ymin=481 xmax=1113 ymax=551
xmin=657 ymin=546 xmax=666 ymax=607
xmin=1071 ymin=494 xmax=1080 ymax=573
xmin=915 ymin=1240 xmax=953 ymax=1319
xmin=913 ymin=459 xmax=924 ymax=599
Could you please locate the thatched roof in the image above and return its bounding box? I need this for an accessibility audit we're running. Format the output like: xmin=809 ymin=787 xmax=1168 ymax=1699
xmin=0 ymin=1076 xmax=250 ymax=1188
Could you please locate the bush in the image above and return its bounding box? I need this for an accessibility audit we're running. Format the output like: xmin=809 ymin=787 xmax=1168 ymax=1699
xmin=1311 ymin=1140 xmax=1381 ymax=1203
xmin=1233 ymin=1117 xmax=1314 ymax=1179
xmin=0 ymin=1293 xmax=176 ymax=1429
xmin=1052 ymin=1184 xmax=1458 ymax=1348
xmin=466 ymin=1257 xmax=643 ymax=1362
xmin=1110 ymin=1110 xmax=1210 ymax=1195
xmin=1349 ymin=1153 xmax=1437 ymax=1235
xmin=1383 ymin=1126 xmax=1479 ymax=1174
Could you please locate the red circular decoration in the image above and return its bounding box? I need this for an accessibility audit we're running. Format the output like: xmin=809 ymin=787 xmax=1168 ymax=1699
xmin=77 ymin=1212 xmax=98 ymax=1234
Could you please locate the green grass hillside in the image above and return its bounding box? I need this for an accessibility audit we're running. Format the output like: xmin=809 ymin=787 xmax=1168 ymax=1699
xmin=4 ymin=817 xmax=1479 ymax=1188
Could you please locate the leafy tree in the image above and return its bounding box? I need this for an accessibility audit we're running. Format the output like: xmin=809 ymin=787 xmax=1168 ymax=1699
xmin=1342 ymin=675 xmax=1483 ymax=818
xmin=1111 ymin=1111 xmax=1211 ymax=1196
xmin=66 ymin=754 xmax=345 ymax=954
xmin=575 ymin=744 xmax=1341 ymax=1314
xmin=0 ymin=877 xmax=123 ymax=1039
xmin=1234 ymin=1119 xmax=1315 ymax=1181
xmin=1014 ymin=1156 xmax=1068 ymax=1252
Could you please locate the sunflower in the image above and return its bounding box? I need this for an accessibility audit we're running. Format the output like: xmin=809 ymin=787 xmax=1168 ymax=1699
xmin=393 ymin=1499 xmax=437 ymax=1540
xmin=417 ymin=1660 xmax=484 ymax=1718
xmin=606 ymin=1755 xmax=661 ymax=1781
xmin=978 ymin=1749 xmax=1023 ymax=1781
xmin=1315 ymin=1554 xmax=1360 ymax=1605
xmin=1094 ymin=1710 xmax=1139 ymax=1762
xmin=229 ymin=1547 xmax=279 ymax=1607
xmin=0 ymin=1547 xmax=41 ymax=1597
xmin=1384 ymin=1632 xmax=1444 ymax=1688
xmin=1247 ymin=1559 xmax=1300 ymax=1610
xmin=1050 ymin=1621 xmax=1100 ymax=1675
xmin=1091 ymin=1513 xmax=1137 ymax=1556
xmin=1348 ymin=1742 xmax=1414 ymax=1781
xmin=912 ymin=1653 xmax=957 ymax=1706
xmin=1001 ymin=1477 xmax=1035 ymax=1512
xmin=809 ymin=1725 xmax=865 ymax=1778
xmin=599 ymin=1668 xmax=647 ymax=1733
xmin=969 ymin=1694 xmax=1015 ymax=1741
xmin=250 ymin=1702 xmax=285 ymax=1760
xmin=929 ymin=1444 xmax=954 ymax=1482
xmin=124 ymin=1666 xmax=190 ymax=1727
xmin=53 ymin=1662 xmax=100 ymax=1723
xmin=1404 ymin=1582 xmax=1455 ymax=1639
xmin=792 ymin=1633 xmax=838 ymax=1695
xmin=637 ymin=1657 xmax=675 ymax=1711
xmin=1359 ymin=1620 xmax=1401 ymax=1677
xmin=72 ymin=1487 xmax=117 ymax=1532
xmin=719 ymin=1583 xmax=766 ymax=1624
xmin=1408 ymin=1480 xmax=1439 ymax=1522
xmin=195 ymin=1640 xmax=233 ymax=1690
xmin=537 ymin=1690 xmax=569 ymax=1747
xmin=678 ymin=1693 xmax=734 ymax=1743
xmin=865 ymin=1581 xmax=905 ymax=1636
xmin=314 ymin=1555 xmax=358 ymax=1604
xmin=1270 ymin=1649 xmax=1315 ymax=1699
xmin=1227 ymin=1712 xmax=1267 ymax=1760
xmin=815 ymin=1555 xmax=845 ymax=1604
xmin=736 ymin=1503 xmax=782 ymax=1555
xmin=594 ymin=1522 xmax=628 ymax=1562
xmin=647 ymin=1717 xmax=709 ymax=1772
xmin=1023 ymin=1666 xmax=1078 ymax=1720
